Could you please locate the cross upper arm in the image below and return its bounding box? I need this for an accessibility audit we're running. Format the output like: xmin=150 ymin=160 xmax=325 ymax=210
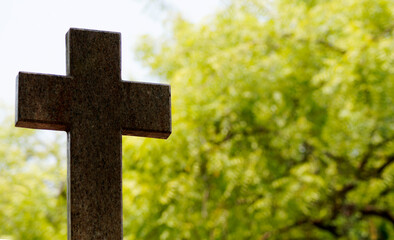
xmin=15 ymin=72 xmax=73 ymax=131
xmin=120 ymin=81 xmax=171 ymax=139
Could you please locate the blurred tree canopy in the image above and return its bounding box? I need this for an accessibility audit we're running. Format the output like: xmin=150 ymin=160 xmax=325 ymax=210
xmin=0 ymin=0 xmax=393 ymax=239
xmin=124 ymin=0 xmax=394 ymax=239
xmin=0 ymin=113 xmax=67 ymax=239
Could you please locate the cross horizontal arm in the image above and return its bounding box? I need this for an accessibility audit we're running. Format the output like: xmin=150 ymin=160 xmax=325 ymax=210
xmin=15 ymin=72 xmax=73 ymax=131
xmin=120 ymin=81 xmax=171 ymax=139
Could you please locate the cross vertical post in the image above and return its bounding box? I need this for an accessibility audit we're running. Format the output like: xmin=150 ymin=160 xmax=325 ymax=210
xmin=15 ymin=28 xmax=171 ymax=239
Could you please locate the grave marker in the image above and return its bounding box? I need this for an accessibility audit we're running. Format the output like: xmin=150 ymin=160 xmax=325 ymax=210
xmin=15 ymin=28 xmax=171 ymax=239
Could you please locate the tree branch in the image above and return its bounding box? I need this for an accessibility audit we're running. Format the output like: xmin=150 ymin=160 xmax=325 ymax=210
xmin=361 ymin=205 xmax=394 ymax=224
xmin=376 ymin=155 xmax=394 ymax=175
xmin=311 ymin=220 xmax=340 ymax=237
xmin=261 ymin=218 xmax=341 ymax=239
xmin=317 ymin=39 xmax=346 ymax=54
xmin=358 ymin=134 xmax=394 ymax=174
xmin=211 ymin=126 xmax=270 ymax=145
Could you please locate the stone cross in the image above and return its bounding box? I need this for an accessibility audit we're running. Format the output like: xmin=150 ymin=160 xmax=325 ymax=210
xmin=15 ymin=28 xmax=171 ymax=239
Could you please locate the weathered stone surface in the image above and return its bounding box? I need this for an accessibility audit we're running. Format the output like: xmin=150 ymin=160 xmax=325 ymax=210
xmin=15 ymin=28 xmax=171 ymax=239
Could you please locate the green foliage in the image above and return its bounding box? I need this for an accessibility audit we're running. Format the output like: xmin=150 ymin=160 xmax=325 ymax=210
xmin=0 ymin=113 xmax=67 ymax=239
xmin=0 ymin=0 xmax=393 ymax=239
xmin=123 ymin=0 xmax=394 ymax=239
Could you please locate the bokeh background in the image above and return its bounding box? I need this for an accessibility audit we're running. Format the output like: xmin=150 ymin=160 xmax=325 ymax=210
xmin=0 ymin=0 xmax=393 ymax=239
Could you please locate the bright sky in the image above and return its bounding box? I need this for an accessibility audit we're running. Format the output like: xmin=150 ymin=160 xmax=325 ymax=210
xmin=0 ymin=0 xmax=221 ymax=106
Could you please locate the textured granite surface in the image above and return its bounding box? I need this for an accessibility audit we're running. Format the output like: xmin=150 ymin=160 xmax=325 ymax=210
xmin=15 ymin=28 xmax=171 ymax=239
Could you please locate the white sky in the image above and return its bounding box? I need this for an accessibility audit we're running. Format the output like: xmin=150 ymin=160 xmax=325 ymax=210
xmin=0 ymin=0 xmax=222 ymax=106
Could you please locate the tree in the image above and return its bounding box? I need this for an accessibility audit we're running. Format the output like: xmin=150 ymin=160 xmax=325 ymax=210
xmin=122 ymin=0 xmax=394 ymax=239
xmin=0 ymin=111 xmax=67 ymax=239
xmin=0 ymin=0 xmax=392 ymax=239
